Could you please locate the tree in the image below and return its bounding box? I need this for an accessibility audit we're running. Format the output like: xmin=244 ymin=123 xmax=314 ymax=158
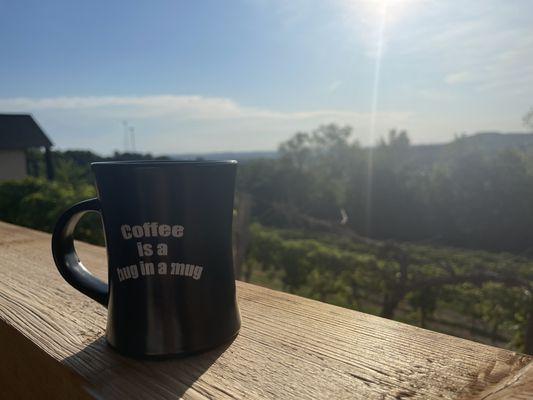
xmin=523 ymin=107 xmax=533 ymax=130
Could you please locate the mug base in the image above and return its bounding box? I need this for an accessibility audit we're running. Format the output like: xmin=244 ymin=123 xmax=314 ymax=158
xmin=105 ymin=328 xmax=240 ymax=360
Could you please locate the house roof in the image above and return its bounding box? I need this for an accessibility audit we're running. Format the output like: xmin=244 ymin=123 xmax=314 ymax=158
xmin=0 ymin=114 xmax=53 ymax=149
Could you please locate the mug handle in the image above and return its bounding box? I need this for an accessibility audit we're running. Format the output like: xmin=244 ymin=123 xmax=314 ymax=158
xmin=51 ymin=198 xmax=109 ymax=307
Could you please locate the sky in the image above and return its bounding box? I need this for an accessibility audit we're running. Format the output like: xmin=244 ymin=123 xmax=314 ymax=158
xmin=0 ymin=0 xmax=532 ymax=154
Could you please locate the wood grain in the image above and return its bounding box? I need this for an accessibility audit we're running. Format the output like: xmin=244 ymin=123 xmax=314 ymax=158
xmin=0 ymin=221 xmax=531 ymax=399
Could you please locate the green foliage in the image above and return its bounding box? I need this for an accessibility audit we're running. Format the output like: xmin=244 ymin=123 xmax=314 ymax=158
xmin=27 ymin=148 xmax=170 ymax=186
xmin=245 ymin=223 xmax=533 ymax=352
xmin=239 ymin=124 xmax=533 ymax=252
xmin=0 ymin=178 xmax=103 ymax=245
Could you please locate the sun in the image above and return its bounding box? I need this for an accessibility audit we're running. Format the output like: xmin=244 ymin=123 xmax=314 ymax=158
xmin=342 ymin=0 xmax=419 ymax=29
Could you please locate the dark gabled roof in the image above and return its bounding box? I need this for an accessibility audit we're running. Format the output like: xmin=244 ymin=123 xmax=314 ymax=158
xmin=0 ymin=114 xmax=53 ymax=149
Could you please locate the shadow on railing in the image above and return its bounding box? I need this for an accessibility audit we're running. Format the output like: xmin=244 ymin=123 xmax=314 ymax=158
xmin=62 ymin=335 xmax=235 ymax=398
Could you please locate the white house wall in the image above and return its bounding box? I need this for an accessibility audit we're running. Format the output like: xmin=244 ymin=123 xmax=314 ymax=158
xmin=0 ymin=150 xmax=27 ymax=181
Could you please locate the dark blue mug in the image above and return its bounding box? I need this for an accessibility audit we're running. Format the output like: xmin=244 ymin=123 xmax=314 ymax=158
xmin=51 ymin=160 xmax=241 ymax=358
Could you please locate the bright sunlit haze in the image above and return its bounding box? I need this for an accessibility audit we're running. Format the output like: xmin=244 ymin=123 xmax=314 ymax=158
xmin=1 ymin=0 xmax=532 ymax=154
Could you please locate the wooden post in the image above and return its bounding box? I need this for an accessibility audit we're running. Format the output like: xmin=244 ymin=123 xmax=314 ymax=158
xmin=44 ymin=146 xmax=54 ymax=180
xmin=233 ymin=192 xmax=252 ymax=281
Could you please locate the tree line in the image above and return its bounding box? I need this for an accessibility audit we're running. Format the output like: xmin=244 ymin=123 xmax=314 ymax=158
xmin=238 ymin=125 xmax=533 ymax=253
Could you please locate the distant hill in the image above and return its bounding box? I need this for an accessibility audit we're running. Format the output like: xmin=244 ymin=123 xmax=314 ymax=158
xmin=404 ymin=132 xmax=533 ymax=167
xmin=453 ymin=132 xmax=533 ymax=150
xmin=169 ymin=150 xmax=278 ymax=162
xmin=167 ymin=132 xmax=533 ymax=163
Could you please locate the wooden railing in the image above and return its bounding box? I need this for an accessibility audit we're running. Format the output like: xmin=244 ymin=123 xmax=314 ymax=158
xmin=0 ymin=221 xmax=531 ymax=399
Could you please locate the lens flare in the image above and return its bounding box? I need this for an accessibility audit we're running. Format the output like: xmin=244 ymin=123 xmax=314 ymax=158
xmin=365 ymin=0 xmax=389 ymax=234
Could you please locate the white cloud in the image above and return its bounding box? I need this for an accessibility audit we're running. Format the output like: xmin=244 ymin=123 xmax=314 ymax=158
xmin=326 ymin=0 xmax=533 ymax=100
xmin=445 ymin=71 xmax=473 ymax=85
xmin=327 ymin=80 xmax=342 ymax=93
xmin=0 ymin=96 xmax=244 ymax=119
xmin=0 ymin=95 xmax=414 ymax=154
xmin=386 ymin=2 xmax=533 ymax=95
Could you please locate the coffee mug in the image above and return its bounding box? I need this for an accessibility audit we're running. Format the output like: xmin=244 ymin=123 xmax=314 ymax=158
xmin=51 ymin=160 xmax=241 ymax=357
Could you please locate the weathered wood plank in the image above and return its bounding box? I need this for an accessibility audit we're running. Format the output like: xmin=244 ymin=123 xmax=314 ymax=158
xmin=470 ymin=362 xmax=533 ymax=400
xmin=0 ymin=221 xmax=531 ymax=399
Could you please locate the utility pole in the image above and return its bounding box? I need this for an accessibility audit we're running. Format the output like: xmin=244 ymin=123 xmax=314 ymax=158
xmin=129 ymin=126 xmax=136 ymax=153
xmin=122 ymin=120 xmax=130 ymax=153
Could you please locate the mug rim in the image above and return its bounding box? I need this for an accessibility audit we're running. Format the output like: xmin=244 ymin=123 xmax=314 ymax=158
xmin=91 ymin=159 xmax=237 ymax=168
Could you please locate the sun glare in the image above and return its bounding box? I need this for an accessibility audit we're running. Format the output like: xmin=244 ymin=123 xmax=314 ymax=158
xmin=342 ymin=0 xmax=419 ymax=32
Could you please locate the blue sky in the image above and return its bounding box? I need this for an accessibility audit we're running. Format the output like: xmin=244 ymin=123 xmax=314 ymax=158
xmin=1 ymin=0 xmax=532 ymax=154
